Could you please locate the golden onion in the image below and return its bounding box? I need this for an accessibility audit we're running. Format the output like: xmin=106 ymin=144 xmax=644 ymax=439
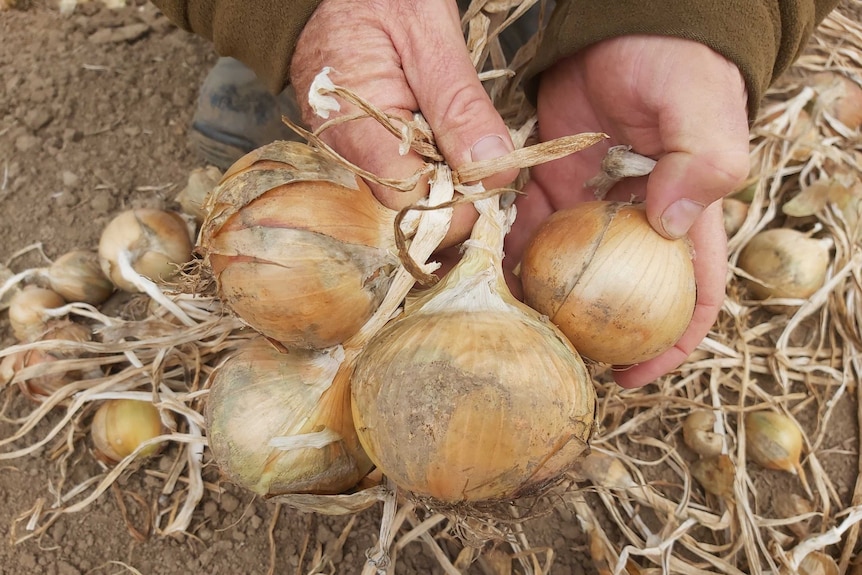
xmin=198 ymin=141 xmax=399 ymax=350
xmin=91 ymin=399 xmax=165 ymax=463
xmin=744 ymin=410 xmax=804 ymax=475
xmin=521 ymin=201 xmax=696 ymax=365
xmin=351 ymin=196 xmax=596 ymax=503
xmin=205 ymin=337 xmax=371 ymax=496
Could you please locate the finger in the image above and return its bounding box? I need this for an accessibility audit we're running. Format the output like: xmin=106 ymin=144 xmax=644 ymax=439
xmin=643 ymin=50 xmax=750 ymax=239
xmin=614 ymin=202 xmax=726 ymax=388
xmin=395 ymin=0 xmax=519 ymax=191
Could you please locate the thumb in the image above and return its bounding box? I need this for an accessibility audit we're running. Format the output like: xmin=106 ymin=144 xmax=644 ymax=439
xmin=395 ymin=1 xmax=518 ymax=191
xmin=643 ymin=51 xmax=750 ymax=239
xmin=646 ymin=146 xmax=750 ymax=239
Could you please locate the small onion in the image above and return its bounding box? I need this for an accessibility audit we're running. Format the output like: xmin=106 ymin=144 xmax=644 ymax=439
xmin=48 ymin=250 xmax=115 ymax=305
xmin=798 ymin=551 xmax=839 ymax=575
xmin=744 ymin=410 xmax=804 ymax=475
xmin=175 ymin=165 xmax=222 ymax=224
xmin=722 ymin=198 xmax=749 ymax=237
xmin=521 ymin=201 xmax=696 ymax=365
xmin=13 ymin=321 xmax=92 ymax=399
xmin=198 ymin=141 xmax=399 ymax=350
xmin=738 ymin=228 xmax=831 ymax=303
xmin=682 ymin=410 xmax=723 ymax=458
xmin=812 ymin=71 xmax=862 ymax=130
xmin=352 ymin=196 xmax=596 ymax=503
xmin=8 ymin=286 xmax=66 ymax=341
xmin=691 ymin=454 xmax=735 ymax=499
xmin=205 ymin=337 xmax=371 ymax=496
xmin=91 ymin=399 xmax=166 ymax=463
xmin=98 ymin=208 xmax=193 ymax=293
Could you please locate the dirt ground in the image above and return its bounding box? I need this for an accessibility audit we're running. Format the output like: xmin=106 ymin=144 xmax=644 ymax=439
xmin=0 ymin=2 xmax=594 ymax=574
xmin=1 ymin=2 xmax=860 ymax=575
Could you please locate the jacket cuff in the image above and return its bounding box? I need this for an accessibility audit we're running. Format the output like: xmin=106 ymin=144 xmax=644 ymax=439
xmin=154 ymin=0 xmax=324 ymax=94
xmin=527 ymin=0 xmax=825 ymax=119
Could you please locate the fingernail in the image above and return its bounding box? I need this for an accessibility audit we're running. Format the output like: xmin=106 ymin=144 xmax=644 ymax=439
xmin=661 ymin=198 xmax=705 ymax=238
xmin=471 ymin=135 xmax=510 ymax=162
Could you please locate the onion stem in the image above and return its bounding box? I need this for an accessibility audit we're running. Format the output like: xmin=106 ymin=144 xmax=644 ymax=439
xmin=115 ymin=250 xmax=196 ymax=328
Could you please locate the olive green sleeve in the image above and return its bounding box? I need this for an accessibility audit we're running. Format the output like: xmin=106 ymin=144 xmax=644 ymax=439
xmin=150 ymin=0 xmax=324 ymax=94
xmin=529 ymin=0 xmax=840 ymax=117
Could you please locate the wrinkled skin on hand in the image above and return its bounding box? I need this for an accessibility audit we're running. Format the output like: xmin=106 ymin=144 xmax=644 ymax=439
xmin=291 ymin=0 xmax=518 ymax=246
xmin=291 ymin=1 xmax=751 ymax=388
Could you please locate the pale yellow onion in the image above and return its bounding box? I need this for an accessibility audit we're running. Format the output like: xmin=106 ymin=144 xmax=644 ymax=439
xmin=91 ymin=399 xmax=166 ymax=463
xmin=521 ymin=201 xmax=696 ymax=365
xmin=8 ymin=286 xmax=66 ymax=342
xmin=205 ymin=337 xmax=371 ymax=496
xmin=682 ymin=410 xmax=723 ymax=458
xmin=198 ymin=141 xmax=399 ymax=350
xmin=744 ymin=410 xmax=804 ymax=475
xmin=798 ymin=551 xmax=839 ymax=575
xmin=738 ymin=228 xmax=830 ymax=303
xmin=175 ymin=165 xmax=222 ymax=224
xmin=48 ymin=249 xmax=115 ymax=305
xmin=352 ymin=197 xmax=596 ymax=503
xmin=98 ymin=208 xmax=193 ymax=293
xmin=722 ymin=197 xmax=749 ymax=237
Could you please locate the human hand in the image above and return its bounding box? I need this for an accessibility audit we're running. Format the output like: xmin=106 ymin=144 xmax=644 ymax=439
xmin=290 ymin=0 xmax=518 ymax=246
xmin=507 ymin=36 xmax=751 ymax=388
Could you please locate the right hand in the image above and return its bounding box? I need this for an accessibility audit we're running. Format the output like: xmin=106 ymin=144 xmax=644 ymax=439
xmin=290 ymin=0 xmax=519 ymax=247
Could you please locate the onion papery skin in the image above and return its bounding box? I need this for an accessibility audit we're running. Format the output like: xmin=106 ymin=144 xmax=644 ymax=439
xmin=199 ymin=142 xmax=398 ymax=350
xmin=205 ymin=338 xmax=372 ymax=496
xmin=351 ymin=306 xmax=596 ymax=503
xmin=521 ymin=201 xmax=696 ymax=366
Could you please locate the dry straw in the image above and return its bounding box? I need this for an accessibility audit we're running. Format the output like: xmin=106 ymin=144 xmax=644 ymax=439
xmin=2 ymin=0 xmax=862 ymax=573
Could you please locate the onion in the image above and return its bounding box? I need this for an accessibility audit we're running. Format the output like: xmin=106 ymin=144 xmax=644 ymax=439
xmin=351 ymin=195 xmax=596 ymax=503
xmin=48 ymin=249 xmax=115 ymax=305
xmin=798 ymin=551 xmax=839 ymax=575
xmin=520 ymin=201 xmax=696 ymax=366
xmin=691 ymin=454 xmax=735 ymax=499
xmin=205 ymin=337 xmax=371 ymax=496
xmin=91 ymin=399 xmax=166 ymax=463
xmin=737 ymin=228 xmax=831 ymax=303
xmin=812 ymin=71 xmax=862 ymax=131
xmin=12 ymin=320 xmax=93 ymax=399
xmin=682 ymin=410 xmax=723 ymax=458
xmin=722 ymin=198 xmax=749 ymax=237
xmin=8 ymin=286 xmax=66 ymax=341
xmin=198 ymin=141 xmax=399 ymax=350
xmin=744 ymin=411 xmax=804 ymax=475
xmin=98 ymin=208 xmax=193 ymax=293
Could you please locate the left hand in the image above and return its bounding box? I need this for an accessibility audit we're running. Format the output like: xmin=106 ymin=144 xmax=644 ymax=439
xmin=505 ymin=35 xmax=751 ymax=388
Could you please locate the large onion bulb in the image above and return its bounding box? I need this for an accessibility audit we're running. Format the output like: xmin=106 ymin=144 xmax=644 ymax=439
xmin=521 ymin=201 xmax=696 ymax=365
xmin=198 ymin=141 xmax=399 ymax=350
xmin=351 ymin=196 xmax=596 ymax=503
xmin=205 ymin=337 xmax=372 ymax=496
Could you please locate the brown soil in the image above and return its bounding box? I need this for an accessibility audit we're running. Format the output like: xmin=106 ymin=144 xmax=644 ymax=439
xmin=0 ymin=2 xmax=592 ymax=574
